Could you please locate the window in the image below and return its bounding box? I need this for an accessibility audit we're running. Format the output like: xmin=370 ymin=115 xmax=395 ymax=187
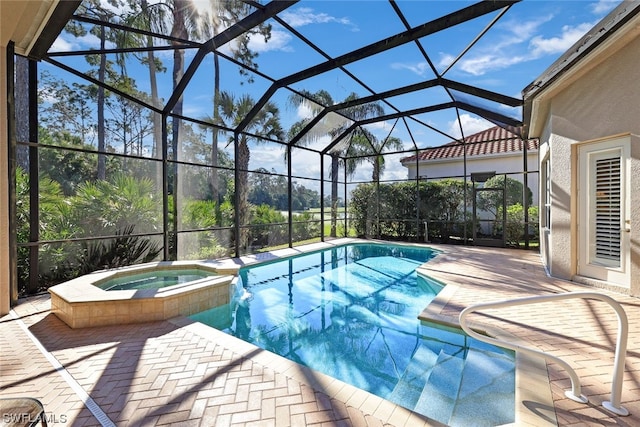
xmin=592 ymin=154 xmax=621 ymax=266
xmin=541 ymin=155 xmax=551 ymax=229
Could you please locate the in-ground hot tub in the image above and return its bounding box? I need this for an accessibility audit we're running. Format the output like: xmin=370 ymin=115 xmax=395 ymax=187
xmin=49 ymin=261 xmax=238 ymax=328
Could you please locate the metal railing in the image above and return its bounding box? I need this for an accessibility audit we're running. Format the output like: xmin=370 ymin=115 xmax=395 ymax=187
xmin=459 ymin=291 xmax=629 ymax=416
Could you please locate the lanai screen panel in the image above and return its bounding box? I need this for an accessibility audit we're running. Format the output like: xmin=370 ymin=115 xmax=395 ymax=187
xmin=16 ymin=0 xmax=545 ymax=293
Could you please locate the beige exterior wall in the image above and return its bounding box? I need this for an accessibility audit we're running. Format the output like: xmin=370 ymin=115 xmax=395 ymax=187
xmin=0 ymin=43 xmax=9 ymax=315
xmin=1 ymin=0 xmax=57 ymax=314
xmin=538 ymin=34 xmax=640 ymax=296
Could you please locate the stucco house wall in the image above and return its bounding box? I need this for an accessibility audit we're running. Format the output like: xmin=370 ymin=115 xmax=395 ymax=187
xmin=402 ymin=126 xmax=539 ymax=209
xmin=527 ymin=5 xmax=640 ymax=296
xmin=404 ymin=151 xmax=539 ymax=205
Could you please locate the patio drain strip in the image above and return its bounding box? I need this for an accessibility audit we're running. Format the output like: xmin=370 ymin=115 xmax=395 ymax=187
xmin=10 ymin=310 xmax=116 ymax=427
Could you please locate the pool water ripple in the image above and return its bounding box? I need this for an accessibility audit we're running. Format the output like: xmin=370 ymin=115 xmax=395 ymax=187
xmin=191 ymin=243 xmax=515 ymax=426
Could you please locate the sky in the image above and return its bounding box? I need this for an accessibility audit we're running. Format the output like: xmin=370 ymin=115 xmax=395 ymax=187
xmin=46 ymin=0 xmax=623 ymax=187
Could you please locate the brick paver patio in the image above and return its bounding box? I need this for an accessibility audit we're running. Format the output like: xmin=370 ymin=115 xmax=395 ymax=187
xmin=1 ymin=241 xmax=639 ymax=426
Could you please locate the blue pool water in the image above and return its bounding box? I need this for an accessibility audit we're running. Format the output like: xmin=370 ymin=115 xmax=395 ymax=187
xmin=191 ymin=243 xmax=514 ymax=426
xmin=96 ymin=269 xmax=212 ymax=291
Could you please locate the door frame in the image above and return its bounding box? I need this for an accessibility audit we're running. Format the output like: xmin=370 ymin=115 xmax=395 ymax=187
xmin=577 ymin=136 xmax=630 ymax=287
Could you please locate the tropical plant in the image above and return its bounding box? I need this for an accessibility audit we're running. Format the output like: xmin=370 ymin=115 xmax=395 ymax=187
xmin=71 ymin=172 xmax=160 ymax=236
xmin=287 ymin=91 xmax=384 ymax=237
xmin=349 ymin=132 xmax=404 ymax=183
xmin=250 ymin=204 xmax=287 ymax=248
xmin=292 ymin=211 xmax=320 ymax=242
xmin=15 ymin=167 xmax=80 ymax=292
xmin=214 ymin=91 xmax=284 ymax=252
xmin=38 ymin=129 xmax=98 ymax=195
xmin=179 ymin=198 xmax=230 ymax=259
xmin=75 ymin=225 xmax=162 ymax=275
xmin=196 ymin=0 xmax=272 ymax=206
xmin=121 ymin=0 xmax=169 ymax=161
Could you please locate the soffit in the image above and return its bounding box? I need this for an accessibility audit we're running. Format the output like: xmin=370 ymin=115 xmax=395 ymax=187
xmin=1 ymin=0 xmax=57 ymax=54
xmin=1 ymin=0 xmax=80 ymax=59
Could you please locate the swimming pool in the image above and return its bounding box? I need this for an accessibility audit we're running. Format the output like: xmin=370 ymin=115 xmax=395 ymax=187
xmin=191 ymin=243 xmax=515 ymax=426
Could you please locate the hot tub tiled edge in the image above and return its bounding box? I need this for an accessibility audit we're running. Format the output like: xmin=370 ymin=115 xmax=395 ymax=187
xmin=48 ymin=261 xmax=238 ymax=328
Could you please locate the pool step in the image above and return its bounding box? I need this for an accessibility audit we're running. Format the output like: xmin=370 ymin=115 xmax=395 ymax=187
xmin=449 ymin=347 xmax=515 ymax=427
xmin=413 ymin=344 xmax=465 ymax=424
xmin=387 ymin=344 xmax=439 ymax=408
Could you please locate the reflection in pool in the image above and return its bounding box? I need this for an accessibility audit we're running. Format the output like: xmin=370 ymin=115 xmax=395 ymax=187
xmin=191 ymin=243 xmax=514 ymax=426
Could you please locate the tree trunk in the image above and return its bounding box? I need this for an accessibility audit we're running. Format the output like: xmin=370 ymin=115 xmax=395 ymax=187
xmin=14 ymin=56 xmax=29 ymax=171
xmin=372 ymin=157 xmax=380 ymax=183
xmin=170 ymin=0 xmax=187 ymax=258
xmin=97 ymin=24 xmax=107 ymax=180
xmin=211 ymin=52 xmax=221 ymax=224
xmin=237 ymin=137 xmax=250 ymax=252
xmin=147 ymin=38 xmax=163 ymax=184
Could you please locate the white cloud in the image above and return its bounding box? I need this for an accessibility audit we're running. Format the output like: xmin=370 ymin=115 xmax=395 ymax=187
xmin=529 ymin=22 xmax=595 ymax=57
xmin=436 ymin=15 xmax=550 ymax=75
xmin=382 ymin=153 xmax=412 ymax=181
xmin=441 ymin=1 xmax=615 ymax=77
xmin=590 ymin=0 xmax=620 ymax=15
xmin=447 ymin=114 xmax=493 ymax=139
xmin=451 ymin=19 xmax=594 ymax=76
xmin=291 ymin=152 xmax=322 ymax=179
xmin=390 ymin=61 xmax=431 ymax=77
xmin=246 ymin=28 xmax=293 ymax=53
xmin=50 ymin=32 xmax=103 ymax=52
xmin=249 ymin=144 xmax=288 ymax=173
xmin=246 ymin=7 xmax=359 ymax=62
xmin=437 ymin=53 xmax=456 ymax=72
xmin=50 ymin=36 xmax=74 ymax=52
xmin=281 ymin=7 xmax=357 ymax=31
xmin=366 ymin=121 xmax=394 ymax=132
xmin=498 ymin=15 xmax=553 ymax=47
xmin=458 ymin=53 xmax=527 ymax=76
xmin=296 ymin=103 xmax=315 ymax=120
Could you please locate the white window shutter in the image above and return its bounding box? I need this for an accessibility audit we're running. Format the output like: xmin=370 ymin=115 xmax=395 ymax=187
xmin=594 ymin=157 xmax=621 ymax=265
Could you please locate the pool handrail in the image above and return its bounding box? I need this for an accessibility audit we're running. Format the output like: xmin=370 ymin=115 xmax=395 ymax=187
xmin=458 ymin=291 xmax=629 ymax=416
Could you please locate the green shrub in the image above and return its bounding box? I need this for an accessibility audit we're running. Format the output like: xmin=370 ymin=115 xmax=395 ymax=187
xmin=349 ymin=179 xmax=471 ymax=242
xmin=292 ymin=211 xmax=320 ymax=242
xmin=250 ymin=204 xmax=287 ymax=248
xmin=502 ymin=203 xmax=539 ymax=246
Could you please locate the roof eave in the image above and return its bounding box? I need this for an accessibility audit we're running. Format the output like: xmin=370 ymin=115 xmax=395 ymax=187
xmin=522 ymin=1 xmax=640 ymax=139
xmin=27 ymin=1 xmax=82 ymax=60
xmin=400 ymin=149 xmax=538 ymax=166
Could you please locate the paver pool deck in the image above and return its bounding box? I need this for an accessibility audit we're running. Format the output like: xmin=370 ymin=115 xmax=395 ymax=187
xmin=1 ymin=240 xmax=639 ymax=426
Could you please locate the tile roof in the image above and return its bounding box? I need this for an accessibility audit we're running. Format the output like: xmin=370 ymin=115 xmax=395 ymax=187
xmin=401 ymin=126 xmax=538 ymax=164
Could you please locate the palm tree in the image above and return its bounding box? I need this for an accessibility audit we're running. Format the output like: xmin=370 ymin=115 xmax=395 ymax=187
xmin=123 ymin=0 xmax=169 ymax=163
xmin=215 ymin=91 xmax=284 ymax=253
xmin=287 ymin=91 xmax=384 ymax=237
xmin=350 ymin=133 xmax=404 ymax=183
xmin=197 ymin=1 xmax=272 ymax=221
xmin=169 ymin=0 xmax=196 ymax=159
